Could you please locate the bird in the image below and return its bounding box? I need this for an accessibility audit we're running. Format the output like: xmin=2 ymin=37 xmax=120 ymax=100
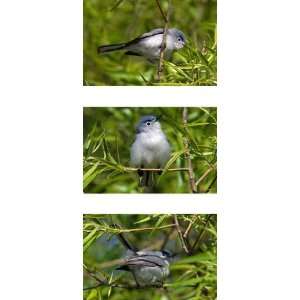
xmin=130 ymin=115 xmax=171 ymax=187
xmin=97 ymin=28 xmax=186 ymax=63
xmin=116 ymin=230 xmax=172 ymax=287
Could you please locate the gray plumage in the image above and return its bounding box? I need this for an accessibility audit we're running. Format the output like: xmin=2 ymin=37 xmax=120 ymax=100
xmin=98 ymin=28 xmax=186 ymax=63
xmin=119 ymin=250 xmax=170 ymax=287
xmin=116 ymin=232 xmax=172 ymax=287
xmin=130 ymin=115 xmax=171 ymax=187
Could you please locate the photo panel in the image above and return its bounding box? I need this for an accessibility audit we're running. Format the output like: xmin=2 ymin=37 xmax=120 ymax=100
xmin=83 ymin=0 xmax=217 ymax=86
xmin=83 ymin=107 xmax=217 ymax=193
xmin=83 ymin=214 xmax=217 ymax=299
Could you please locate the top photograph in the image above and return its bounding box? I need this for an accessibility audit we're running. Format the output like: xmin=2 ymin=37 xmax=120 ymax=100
xmin=83 ymin=0 xmax=217 ymax=86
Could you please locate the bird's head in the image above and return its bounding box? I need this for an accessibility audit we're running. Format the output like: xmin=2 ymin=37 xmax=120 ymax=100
xmin=136 ymin=115 xmax=161 ymax=133
xmin=161 ymin=249 xmax=174 ymax=259
xmin=170 ymin=28 xmax=186 ymax=50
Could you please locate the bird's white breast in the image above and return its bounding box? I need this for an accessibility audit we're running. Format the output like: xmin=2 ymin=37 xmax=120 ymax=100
xmin=130 ymin=130 xmax=170 ymax=168
xmin=128 ymin=34 xmax=173 ymax=61
xmin=141 ymin=131 xmax=166 ymax=149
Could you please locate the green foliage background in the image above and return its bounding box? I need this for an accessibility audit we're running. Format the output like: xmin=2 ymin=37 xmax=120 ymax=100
xmin=83 ymin=0 xmax=217 ymax=85
xmin=83 ymin=107 xmax=217 ymax=193
xmin=83 ymin=214 xmax=217 ymax=300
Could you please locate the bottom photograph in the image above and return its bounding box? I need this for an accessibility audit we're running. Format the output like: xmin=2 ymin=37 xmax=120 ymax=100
xmin=83 ymin=214 xmax=217 ymax=300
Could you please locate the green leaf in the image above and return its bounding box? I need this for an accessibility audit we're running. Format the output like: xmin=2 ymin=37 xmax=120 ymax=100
xmin=165 ymin=277 xmax=203 ymax=288
xmin=83 ymin=163 xmax=99 ymax=186
xmin=162 ymin=150 xmax=186 ymax=176
xmin=86 ymin=289 xmax=98 ymax=300
xmin=83 ymin=229 xmax=101 ymax=253
xmin=134 ymin=216 xmax=151 ymax=224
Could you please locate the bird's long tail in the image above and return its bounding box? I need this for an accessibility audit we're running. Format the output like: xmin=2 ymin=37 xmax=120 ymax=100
xmin=116 ymin=231 xmax=137 ymax=252
xmin=97 ymin=43 xmax=127 ymax=54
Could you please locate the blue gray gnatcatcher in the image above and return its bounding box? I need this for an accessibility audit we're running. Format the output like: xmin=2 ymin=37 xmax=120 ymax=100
xmin=130 ymin=115 xmax=171 ymax=187
xmin=98 ymin=28 xmax=186 ymax=63
xmin=116 ymin=231 xmax=172 ymax=287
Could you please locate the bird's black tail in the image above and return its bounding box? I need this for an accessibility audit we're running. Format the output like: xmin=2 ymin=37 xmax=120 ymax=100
xmin=97 ymin=43 xmax=127 ymax=54
xmin=112 ymin=225 xmax=137 ymax=252
xmin=116 ymin=265 xmax=130 ymax=271
xmin=118 ymin=232 xmax=135 ymax=251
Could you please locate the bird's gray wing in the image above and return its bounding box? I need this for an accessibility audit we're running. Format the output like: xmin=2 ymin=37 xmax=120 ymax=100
xmin=139 ymin=28 xmax=164 ymax=38
xmin=126 ymin=28 xmax=164 ymax=46
xmin=126 ymin=259 xmax=158 ymax=267
xmin=126 ymin=255 xmax=165 ymax=267
xmin=117 ymin=256 xmax=158 ymax=270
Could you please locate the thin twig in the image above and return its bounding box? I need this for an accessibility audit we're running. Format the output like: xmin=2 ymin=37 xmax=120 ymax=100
xmin=124 ymin=167 xmax=189 ymax=172
xmin=84 ymin=266 xmax=197 ymax=291
xmin=156 ymin=0 xmax=171 ymax=81
xmin=110 ymin=0 xmax=126 ymax=11
xmin=173 ymin=215 xmax=191 ymax=254
xmin=155 ymin=0 xmax=168 ymax=22
xmin=84 ymin=161 xmax=189 ymax=173
xmin=182 ymin=108 xmax=197 ymax=193
xmin=84 ymin=267 xmax=165 ymax=290
xmin=83 ymin=284 xmax=163 ymax=291
xmin=205 ymin=174 xmax=217 ymax=193
xmin=83 ymin=224 xmax=176 ymax=233
xmin=191 ymin=215 xmax=212 ymax=252
xmin=84 ymin=267 xmax=105 ymax=285
xmin=94 ymin=258 xmax=124 ymax=270
xmin=183 ymin=215 xmax=197 ymax=239
xmin=157 ymin=24 xmax=168 ymax=81
xmin=195 ymin=163 xmax=217 ymax=187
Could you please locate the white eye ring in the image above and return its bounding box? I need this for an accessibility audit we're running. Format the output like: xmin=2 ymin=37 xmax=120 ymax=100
xmin=177 ymin=37 xmax=182 ymax=42
xmin=146 ymin=122 xmax=151 ymax=126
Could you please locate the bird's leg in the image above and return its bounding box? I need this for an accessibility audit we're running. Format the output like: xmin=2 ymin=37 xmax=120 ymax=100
xmin=157 ymin=165 xmax=163 ymax=176
xmin=137 ymin=165 xmax=144 ymax=177
xmin=137 ymin=165 xmax=144 ymax=187
xmin=153 ymin=281 xmax=164 ymax=288
xmin=131 ymin=272 xmax=140 ymax=288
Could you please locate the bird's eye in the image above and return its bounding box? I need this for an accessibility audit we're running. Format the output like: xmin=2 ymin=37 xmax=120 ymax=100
xmin=177 ymin=37 xmax=182 ymax=42
xmin=146 ymin=122 xmax=151 ymax=126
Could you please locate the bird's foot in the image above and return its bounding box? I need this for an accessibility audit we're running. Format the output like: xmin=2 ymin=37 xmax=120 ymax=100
xmin=137 ymin=169 xmax=143 ymax=177
xmin=157 ymin=166 xmax=162 ymax=175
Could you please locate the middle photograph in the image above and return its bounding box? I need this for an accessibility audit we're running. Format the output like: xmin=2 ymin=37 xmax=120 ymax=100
xmin=83 ymin=107 xmax=217 ymax=194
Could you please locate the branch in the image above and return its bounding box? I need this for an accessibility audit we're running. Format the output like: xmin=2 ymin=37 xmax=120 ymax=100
xmin=83 ymin=224 xmax=176 ymax=234
xmin=173 ymin=215 xmax=191 ymax=255
xmin=195 ymin=163 xmax=217 ymax=188
xmin=156 ymin=0 xmax=171 ymax=81
xmin=182 ymin=108 xmax=197 ymax=193
xmin=205 ymin=174 xmax=217 ymax=193
xmin=84 ymin=267 xmax=198 ymax=291
xmin=155 ymin=0 xmax=168 ymax=22
xmin=84 ymin=267 xmax=165 ymax=290
xmin=84 ymin=268 xmax=135 ymax=290
xmin=124 ymin=167 xmax=189 ymax=173
xmin=191 ymin=215 xmax=212 ymax=252
xmin=93 ymin=258 xmax=124 ymax=270
xmin=183 ymin=215 xmax=197 ymax=239
xmin=84 ymin=160 xmax=190 ymax=175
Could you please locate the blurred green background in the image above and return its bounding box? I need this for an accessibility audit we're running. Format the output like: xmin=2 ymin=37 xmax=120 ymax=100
xmin=83 ymin=107 xmax=217 ymax=193
xmin=83 ymin=0 xmax=217 ymax=85
xmin=83 ymin=214 xmax=217 ymax=300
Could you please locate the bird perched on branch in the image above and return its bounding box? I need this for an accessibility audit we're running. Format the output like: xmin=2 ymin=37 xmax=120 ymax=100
xmin=115 ymin=229 xmax=173 ymax=287
xmin=130 ymin=115 xmax=171 ymax=187
xmin=97 ymin=28 xmax=186 ymax=63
